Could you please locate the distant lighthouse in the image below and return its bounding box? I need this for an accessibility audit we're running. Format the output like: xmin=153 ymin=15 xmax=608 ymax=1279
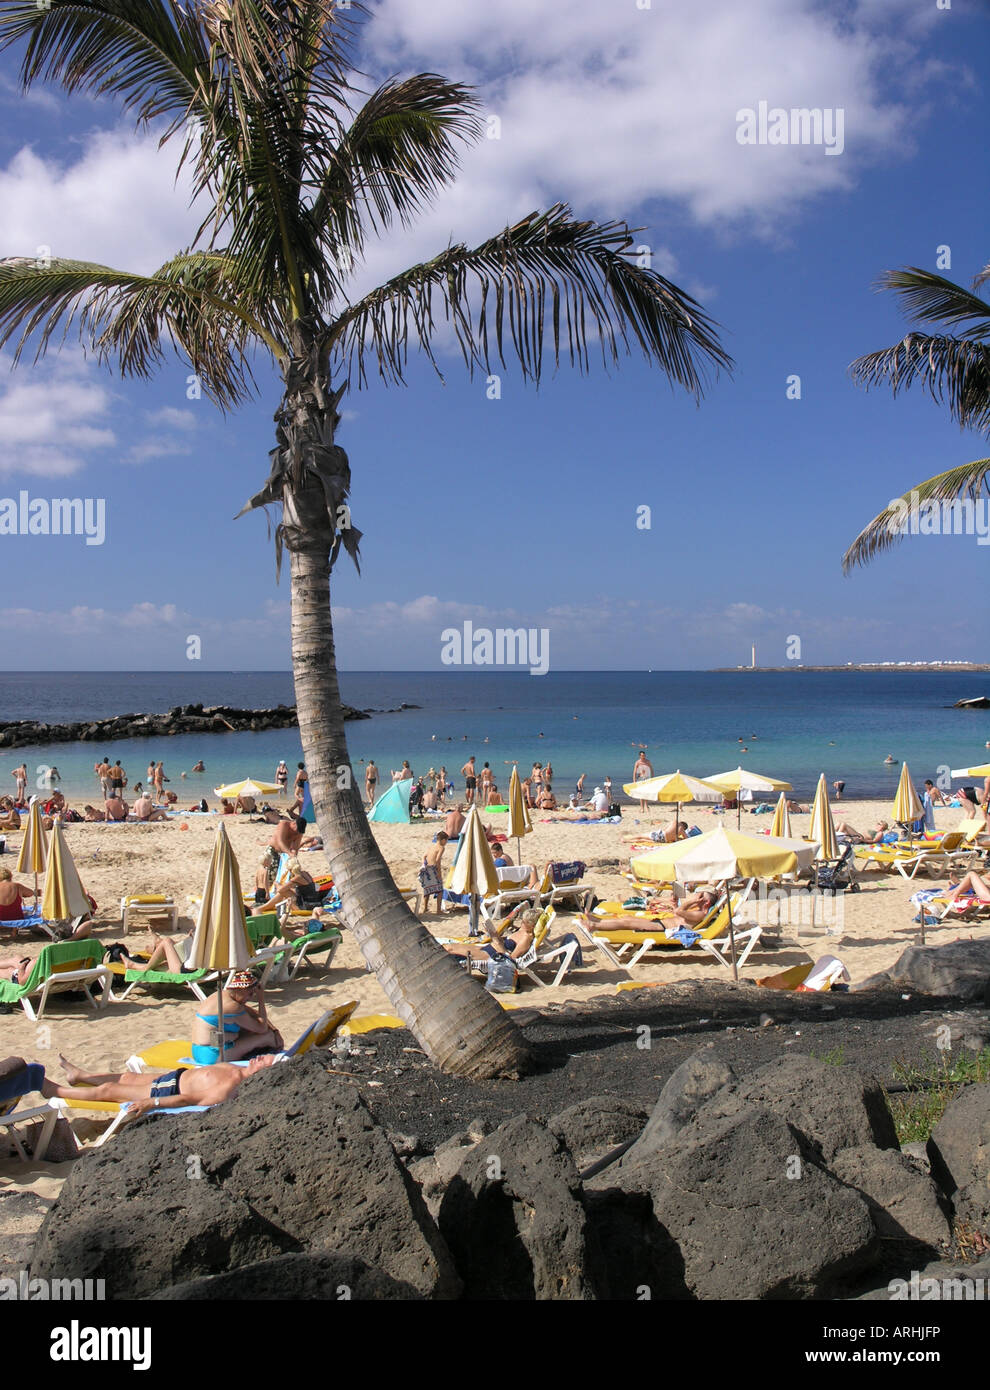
xmin=751 ymin=644 xmax=756 ymax=669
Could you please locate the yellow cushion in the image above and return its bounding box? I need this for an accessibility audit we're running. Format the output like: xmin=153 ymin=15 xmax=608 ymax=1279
xmin=135 ymin=1039 xmax=193 ymax=1069
xmin=345 ymin=1013 xmax=404 ymax=1034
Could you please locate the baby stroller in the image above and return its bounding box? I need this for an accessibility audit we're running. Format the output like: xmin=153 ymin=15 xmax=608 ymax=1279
xmin=408 ymin=781 xmax=423 ymax=817
xmin=811 ymin=844 xmax=860 ymax=892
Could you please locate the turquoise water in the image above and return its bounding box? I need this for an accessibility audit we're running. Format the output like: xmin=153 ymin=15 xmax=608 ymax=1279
xmin=3 ymin=670 xmax=988 ymax=804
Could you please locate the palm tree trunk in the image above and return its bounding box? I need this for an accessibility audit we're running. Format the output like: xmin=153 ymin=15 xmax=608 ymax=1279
xmin=287 ymin=499 xmax=531 ymax=1079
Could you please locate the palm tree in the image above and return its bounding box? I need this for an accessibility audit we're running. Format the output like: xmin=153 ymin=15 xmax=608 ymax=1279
xmin=0 ymin=0 xmax=731 ymax=1078
xmin=843 ymin=264 xmax=990 ymax=571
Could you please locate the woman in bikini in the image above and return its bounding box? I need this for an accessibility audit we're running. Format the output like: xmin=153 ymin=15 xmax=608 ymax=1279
xmin=190 ymin=971 xmax=283 ymax=1065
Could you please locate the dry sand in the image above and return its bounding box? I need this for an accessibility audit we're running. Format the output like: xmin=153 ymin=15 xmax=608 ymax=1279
xmin=2 ymin=796 xmax=987 ymax=1179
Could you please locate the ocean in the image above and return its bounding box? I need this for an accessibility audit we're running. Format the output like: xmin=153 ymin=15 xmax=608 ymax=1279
xmin=2 ymin=670 xmax=988 ymax=805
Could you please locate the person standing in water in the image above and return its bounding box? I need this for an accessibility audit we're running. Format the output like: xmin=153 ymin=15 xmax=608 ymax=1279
xmin=365 ymin=760 xmax=379 ymax=806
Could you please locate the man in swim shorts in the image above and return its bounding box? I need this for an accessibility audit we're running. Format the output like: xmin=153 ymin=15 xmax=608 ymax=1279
xmin=461 ymin=756 xmax=477 ymax=804
xmin=40 ymin=1052 xmax=277 ymax=1117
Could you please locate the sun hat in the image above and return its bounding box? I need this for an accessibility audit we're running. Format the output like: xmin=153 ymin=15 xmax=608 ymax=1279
xmin=228 ymin=969 xmax=260 ymax=990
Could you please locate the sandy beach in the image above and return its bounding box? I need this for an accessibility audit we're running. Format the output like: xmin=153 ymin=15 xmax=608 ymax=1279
xmin=1 ymin=795 xmax=984 ymax=1079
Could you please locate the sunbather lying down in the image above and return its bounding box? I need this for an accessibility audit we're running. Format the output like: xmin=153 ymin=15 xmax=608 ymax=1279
xmin=947 ymin=871 xmax=990 ymax=905
xmin=586 ymin=887 xmax=717 ymax=932
xmin=41 ymin=1052 xmax=277 ymax=1117
xmin=836 ymin=820 xmax=892 ymax=844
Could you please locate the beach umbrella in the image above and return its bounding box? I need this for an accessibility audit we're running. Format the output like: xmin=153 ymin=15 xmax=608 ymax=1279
xmin=621 ymin=770 xmax=722 ymax=826
xmin=949 ymin=762 xmax=990 ymax=777
xmin=631 ymin=826 xmax=817 ymax=885
xmin=15 ymin=797 xmax=47 ymax=902
xmin=213 ymin=778 xmax=281 ymax=800
xmin=505 ymin=765 xmax=533 ymax=862
xmin=41 ymin=817 xmax=91 ymax=923
xmin=703 ymin=766 xmax=793 ymax=829
xmin=809 ymin=774 xmax=840 ymax=862
xmin=769 ymin=792 xmax=792 ymax=840
xmin=892 ymin=763 xmax=923 ymax=829
xmin=188 ymin=823 xmax=254 ymax=1054
xmin=630 ymin=826 xmax=818 ymax=981
xmin=447 ymin=804 xmax=500 ymax=936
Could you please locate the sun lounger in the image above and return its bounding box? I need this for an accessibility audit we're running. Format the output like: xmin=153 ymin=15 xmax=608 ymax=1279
xmin=466 ymin=907 xmax=580 ymax=989
xmin=244 ymin=910 xmax=342 ymax=983
xmin=0 ymin=1057 xmax=78 ymax=1161
xmin=854 ymin=831 xmax=967 ymax=878
xmin=511 ymin=909 xmax=582 ymax=988
xmin=119 ymin=894 xmax=179 ymax=935
xmin=112 ymin=959 xmax=213 ymax=1002
xmin=586 ymin=885 xmax=760 ymax=970
xmin=0 ymin=940 xmax=112 ymax=1020
xmin=0 ymin=909 xmax=56 ymax=941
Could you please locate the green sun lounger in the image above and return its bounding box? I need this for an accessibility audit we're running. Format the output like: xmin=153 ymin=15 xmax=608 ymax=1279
xmin=0 ymin=940 xmax=112 ymax=1020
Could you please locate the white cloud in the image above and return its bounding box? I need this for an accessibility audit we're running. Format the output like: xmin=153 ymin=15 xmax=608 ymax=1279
xmin=345 ymin=0 xmax=957 ymax=298
xmin=0 ymin=126 xmax=201 ymax=274
xmin=0 ymin=351 xmax=117 ymax=477
xmin=124 ymin=438 xmax=193 ymax=465
xmin=147 ymin=407 xmax=198 ymax=431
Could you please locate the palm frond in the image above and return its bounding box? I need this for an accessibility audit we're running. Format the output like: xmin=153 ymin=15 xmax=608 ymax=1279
xmin=850 ymin=334 xmax=990 ymax=436
xmin=0 ymin=252 xmax=283 ymax=407
xmin=842 ymin=458 xmax=990 ymax=572
xmin=328 ymin=203 xmax=732 ymax=393
xmin=311 ymin=75 xmax=483 ymax=260
xmin=0 ymin=0 xmax=210 ymax=135
xmin=870 ymin=268 xmax=990 ymax=339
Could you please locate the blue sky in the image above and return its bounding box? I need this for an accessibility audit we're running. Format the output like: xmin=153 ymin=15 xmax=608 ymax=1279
xmin=0 ymin=0 xmax=987 ymax=670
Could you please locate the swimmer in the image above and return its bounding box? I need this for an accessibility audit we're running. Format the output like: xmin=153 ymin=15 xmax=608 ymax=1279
xmin=884 ymin=755 xmax=897 ymax=765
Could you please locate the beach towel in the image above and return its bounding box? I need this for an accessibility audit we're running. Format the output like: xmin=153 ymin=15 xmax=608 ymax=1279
xmin=418 ymin=862 xmax=443 ymax=895
xmin=550 ymin=860 xmax=586 ymax=885
xmin=668 ymin=927 xmax=699 ymax=947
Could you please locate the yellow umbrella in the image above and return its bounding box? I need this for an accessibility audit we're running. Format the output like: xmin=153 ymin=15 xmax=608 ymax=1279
xmin=621 ymin=770 xmax=722 ymax=824
xmin=703 ymin=766 xmax=793 ymax=828
xmin=41 ymin=817 xmax=91 ymax=922
xmin=892 ymin=763 xmax=923 ymax=827
xmin=769 ymin=792 xmax=791 ymax=840
xmin=949 ymin=762 xmax=990 ymax=777
xmin=809 ymin=773 xmax=840 ymax=862
xmin=631 ymin=825 xmax=817 ymax=884
xmin=448 ymin=804 xmax=500 ymax=935
xmin=630 ymin=826 xmax=818 ymax=981
xmin=15 ymin=798 xmax=47 ymax=901
xmin=213 ymin=778 xmax=281 ymax=799
xmin=505 ymin=766 xmax=532 ymax=861
xmin=189 ymin=822 xmax=254 ymax=972
xmin=188 ymin=823 xmax=254 ymax=1056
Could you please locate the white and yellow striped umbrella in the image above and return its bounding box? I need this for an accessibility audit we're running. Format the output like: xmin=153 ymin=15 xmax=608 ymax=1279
xmin=189 ymin=822 xmax=253 ymax=973
xmin=621 ymin=771 xmax=722 ymax=805
xmin=892 ymin=763 xmax=924 ymax=826
xmin=41 ymin=817 xmax=90 ymax=922
xmin=213 ymin=778 xmax=280 ymax=799
xmin=15 ymin=798 xmax=47 ymax=897
xmin=703 ymin=766 xmax=793 ymax=828
xmin=949 ymin=762 xmax=990 ymax=777
xmin=631 ymin=825 xmax=817 ymax=883
xmin=448 ymin=804 xmax=500 ymax=899
xmin=506 ymin=766 xmax=532 ymax=841
xmin=809 ymin=773 xmax=839 ymax=862
xmin=769 ymin=792 xmax=792 ymax=840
